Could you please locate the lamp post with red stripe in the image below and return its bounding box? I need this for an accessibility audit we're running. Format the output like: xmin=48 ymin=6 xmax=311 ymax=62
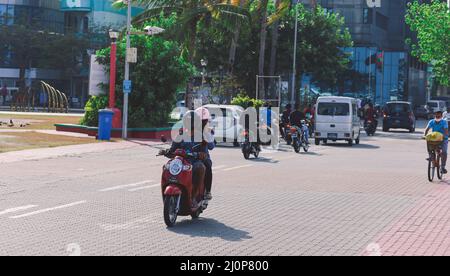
xmin=108 ymin=30 xmax=122 ymax=129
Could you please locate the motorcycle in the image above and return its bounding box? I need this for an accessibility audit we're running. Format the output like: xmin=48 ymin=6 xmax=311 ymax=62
xmin=241 ymin=130 xmax=261 ymax=159
xmin=283 ymin=124 xmax=292 ymax=145
xmin=158 ymin=141 xmax=209 ymax=228
xmin=364 ymin=118 xmax=378 ymax=136
xmin=291 ymin=122 xmax=310 ymax=153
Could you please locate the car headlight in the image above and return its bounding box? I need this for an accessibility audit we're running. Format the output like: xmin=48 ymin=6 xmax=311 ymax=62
xmin=169 ymin=159 xmax=183 ymax=176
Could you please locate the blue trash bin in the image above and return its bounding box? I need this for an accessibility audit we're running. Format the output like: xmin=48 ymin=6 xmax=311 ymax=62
xmin=98 ymin=109 xmax=114 ymax=141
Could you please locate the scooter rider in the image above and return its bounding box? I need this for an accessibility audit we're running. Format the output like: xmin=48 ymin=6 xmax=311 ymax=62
xmin=162 ymin=110 xmax=215 ymax=204
xmin=280 ymin=104 xmax=292 ymax=137
xmin=290 ymin=103 xmax=310 ymax=144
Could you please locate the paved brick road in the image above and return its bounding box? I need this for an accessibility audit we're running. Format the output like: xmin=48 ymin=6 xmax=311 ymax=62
xmin=0 ymin=120 xmax=449 ymax=256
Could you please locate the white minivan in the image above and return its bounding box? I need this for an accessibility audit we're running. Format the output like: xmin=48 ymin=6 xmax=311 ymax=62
xmin=427 ymin=100 xmax=446 ymax=113
xmin=314 ymin=96 xmax=361 ymax=146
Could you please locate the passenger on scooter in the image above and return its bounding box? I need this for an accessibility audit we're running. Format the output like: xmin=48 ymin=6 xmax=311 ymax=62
xmin=290 ymin=103 xmax=310 ymax=144
xmin=195 ymin=107 xmax=215 ymax=201
xmin=163 ymin=110 xmax=215 ymax=204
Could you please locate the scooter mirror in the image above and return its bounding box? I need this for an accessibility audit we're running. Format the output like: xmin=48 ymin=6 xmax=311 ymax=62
xmin=161 ymin=135 xmax=167 ymax=143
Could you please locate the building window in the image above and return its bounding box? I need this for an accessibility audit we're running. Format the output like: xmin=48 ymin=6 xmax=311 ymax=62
xmin=83 ymin=17 xmax=89 ymax=33
xmin=363 ymin=8 xmax=373 ymax=24
xmin=376 ymin=12 xmax=389 ymax=30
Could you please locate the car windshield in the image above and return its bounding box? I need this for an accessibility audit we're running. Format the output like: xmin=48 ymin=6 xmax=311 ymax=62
xmin=317 ymin=102 xmax=350 ymax=116
xmin=208 ymin=108 xmax=233 ymax=119
xmin=387 ymin=103 xmax=411 ymax=113
xmin=428 ymin=102 xmax=438 ymax=107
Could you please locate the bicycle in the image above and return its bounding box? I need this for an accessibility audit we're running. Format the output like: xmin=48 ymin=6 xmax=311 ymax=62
xmin=427 ymin=141 xmax=443 ymax=182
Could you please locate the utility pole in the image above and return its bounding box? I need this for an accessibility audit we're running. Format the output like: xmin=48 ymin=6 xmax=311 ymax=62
xmin=122 ymin=0 xmax=132 ymax=139
xmin=291 ymin=0 xmax=299 ymax=105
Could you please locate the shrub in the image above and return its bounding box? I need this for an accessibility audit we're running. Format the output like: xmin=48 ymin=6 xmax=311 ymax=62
xmin=80 ymin=96 xmax=108 ymax=127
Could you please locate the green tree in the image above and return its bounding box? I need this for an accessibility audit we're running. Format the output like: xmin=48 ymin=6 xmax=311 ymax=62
xmin=0 ymin=25 xmax=89 ymax=92
xmin=95 ymin=15 xmax=195 ymax=128
xmin=276 ymin=5 xmax=353 ymax=91
xmin=115 ymin=0 xmax=250 ymax=61
xmin=406 ymin=0 xmax=450 ymax=86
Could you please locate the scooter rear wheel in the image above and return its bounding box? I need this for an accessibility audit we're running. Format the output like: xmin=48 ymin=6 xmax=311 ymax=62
xmin=191 ymin=208 xmax=202 ymax=219
xmin=163 ymin=196 xmax=178 ymax=227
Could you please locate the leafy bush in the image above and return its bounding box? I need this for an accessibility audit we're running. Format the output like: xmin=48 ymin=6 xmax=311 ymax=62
xmin=95 ymin=13 xmax=194 ymax=128
xmin=80 ymin=96 xmax=108 ymax=127
xmin=231 ymin=94 xmax=264 ymax=109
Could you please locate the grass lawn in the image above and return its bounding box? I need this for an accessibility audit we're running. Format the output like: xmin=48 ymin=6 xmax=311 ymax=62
xmin=0 ymin=114 xmax=82 ymax=130
xmin=0 ymin=131 xmax=97 ymax=153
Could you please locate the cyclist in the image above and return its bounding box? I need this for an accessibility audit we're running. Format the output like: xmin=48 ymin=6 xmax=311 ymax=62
xmin=425 ymin=111 xmax=449 ymax=174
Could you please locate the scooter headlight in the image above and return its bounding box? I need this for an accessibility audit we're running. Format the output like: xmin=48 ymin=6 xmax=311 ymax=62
xmin=169 ymin=159 xmax=183 ymax=176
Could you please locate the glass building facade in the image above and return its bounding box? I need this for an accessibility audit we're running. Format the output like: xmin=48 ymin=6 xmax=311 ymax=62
xmin=0 ymin=0 xmax=64 ymax=33
xmin=299 ymin=0 xmax=429 ymax=106
xmin=0 ymin=0 xmax=142 ymax=108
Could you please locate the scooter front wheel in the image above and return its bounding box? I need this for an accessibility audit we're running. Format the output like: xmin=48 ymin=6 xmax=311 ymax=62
xmin=163 ymin=196 xmax=178 ymax=227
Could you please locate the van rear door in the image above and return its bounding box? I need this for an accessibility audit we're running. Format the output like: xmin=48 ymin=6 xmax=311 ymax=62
xmin=316 ymin=101 xmax=352 ymax=135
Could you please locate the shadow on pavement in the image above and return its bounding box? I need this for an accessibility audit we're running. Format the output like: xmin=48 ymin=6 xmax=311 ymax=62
xmin=321 ymin=143 xmax=380 ymax=150
xmin=169 ymin=218 xmax=252 ymax=242
xmin=247 ymin=157 xmax=279 ymax=164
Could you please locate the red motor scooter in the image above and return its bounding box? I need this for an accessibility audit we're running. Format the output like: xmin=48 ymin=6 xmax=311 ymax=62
xmin=158 ymin=143 xmax=209 ymax=227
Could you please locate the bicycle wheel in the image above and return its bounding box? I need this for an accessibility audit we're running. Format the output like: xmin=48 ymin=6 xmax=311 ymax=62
xmin=437 ymin=152 xmax=443 ymax=180
xmin=428 ymin=154 xmax=435 ymax=182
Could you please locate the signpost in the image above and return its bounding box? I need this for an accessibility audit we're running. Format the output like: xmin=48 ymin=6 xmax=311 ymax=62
xmin=123 ymin=80 xmax=132 ymax=94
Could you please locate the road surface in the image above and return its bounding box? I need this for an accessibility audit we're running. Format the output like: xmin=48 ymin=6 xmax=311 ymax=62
xmin=1 ymin=120 xmax=449 ymax=256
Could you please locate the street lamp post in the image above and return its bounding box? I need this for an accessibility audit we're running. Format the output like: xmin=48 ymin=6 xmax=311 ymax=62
xmin=121 ymin=0 xmax=165 ymax=139
xmin=291 ymin=0 xmax=299 ymax=105
xmin=109 ymin=30 xmax=118 ymax=109
xmin=122 ymin=1 xmax=132 ymax=139
xmin=109 ymin=30 xmax=122 ymax=128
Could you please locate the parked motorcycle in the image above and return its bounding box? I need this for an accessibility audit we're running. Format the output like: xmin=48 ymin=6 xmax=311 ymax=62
xmin=158 ymin=141 xmax=209 ymax=228
xmin=241 ymin=130 xmax=261 ymax=159
xmin=291 ymin=123 xmax=309 ymax=153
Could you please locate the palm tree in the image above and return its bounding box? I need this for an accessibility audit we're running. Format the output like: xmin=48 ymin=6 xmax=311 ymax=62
xmin=257 ymin=0 xmax=290 ymax=97
xmin=115 ymin=0 xmax=250 ymax=61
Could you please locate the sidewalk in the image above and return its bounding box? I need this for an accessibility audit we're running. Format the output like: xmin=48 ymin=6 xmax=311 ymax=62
xmin=0 ymin=139 xmax=163 ymax=164
xmin=0 ymin=110 xmax=84 ymax=117
xmin=364 ymin=182 xmax=450 ymax=256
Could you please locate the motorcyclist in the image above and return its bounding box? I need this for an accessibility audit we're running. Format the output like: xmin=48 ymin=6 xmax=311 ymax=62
xmin=162 ymin=110 xmax=215 ymax=204
xmin=241 ymin=101 xmax=261 ymax=150
xmin=280 ymin=104 xmax=292 ymax=138
xmin=303 ymin=104 xmax=314 ymax=119
xmin=290 ymin=103 xmax=310 ymax=144
xmin=425 ymin=111 xmax=449 ymax=174
xmin=364 ymin=103 xmax=378 ymax=129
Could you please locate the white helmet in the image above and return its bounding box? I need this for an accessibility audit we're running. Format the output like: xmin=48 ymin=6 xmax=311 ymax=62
xmin=195 ymin=107 xmax=211 ymax=121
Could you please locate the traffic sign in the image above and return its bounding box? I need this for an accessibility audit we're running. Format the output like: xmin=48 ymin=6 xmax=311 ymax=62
xmin=123 ymin=80 xmax=132 ymax=94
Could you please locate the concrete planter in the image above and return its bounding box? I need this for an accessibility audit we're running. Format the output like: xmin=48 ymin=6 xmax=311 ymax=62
xmin=55 ymin=124 xmax=173 ymax=140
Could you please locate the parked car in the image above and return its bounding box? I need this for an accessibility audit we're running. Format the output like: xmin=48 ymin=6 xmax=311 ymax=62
xmin=314 ymin=96 xmax=361 ymax=146
xmin=382 ymin=101 xmax=416 ymax=133
xmin=414 ymin=105 xmax=432 ymax=120
xmin=203 ymin=104 xmax=244 ymax=146
xmin=170 ymin=106 xmax=188 ymax=121
xmin=427 ymin=100 xmax=446 ymax=113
